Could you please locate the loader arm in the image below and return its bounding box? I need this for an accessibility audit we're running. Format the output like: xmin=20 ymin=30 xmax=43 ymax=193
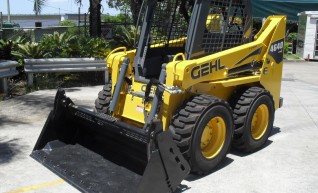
xmin=167 ymin=16 xmax=286 ymax=109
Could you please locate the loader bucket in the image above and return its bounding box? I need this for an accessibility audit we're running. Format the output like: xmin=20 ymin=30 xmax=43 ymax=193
xmin=31 ymin=89 xmax=190 ymax=193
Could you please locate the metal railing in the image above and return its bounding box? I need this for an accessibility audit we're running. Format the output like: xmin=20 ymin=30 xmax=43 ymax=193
xmin=24 ymin=58 xmax=107 ymax=86
xmin=0 ymin=60 xmax=19 ymax=94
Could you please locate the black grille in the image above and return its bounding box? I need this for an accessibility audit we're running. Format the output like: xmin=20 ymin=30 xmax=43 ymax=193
xmin=150 ymin=0 xmax=189 ymax=48
xmin=202 ymin=0 xmax=252 ymax=55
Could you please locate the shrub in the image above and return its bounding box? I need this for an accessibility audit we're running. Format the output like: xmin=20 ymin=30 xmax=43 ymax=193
xmin=287 ymin=33 xmax=297 ymax=42
xmin=0 ymin=39 xmax=14 ymax=60
xmin=11 ymin=42 xmax=49 ymax=59
xmin=110 ymin=25 xmax=139 ymax=49
xmin=3 ymin=31 xmax=111 ymax=61
xmin=39 ymin=32 xmax=77 ymax=57
xmin=79 ymin=37 xmax=111 ymax=58
xmin=102 ymin=13 xmax=132 ymax=24
xmin=38 ymin=32 xmax=111 ymax=58
xmin=59 ymin=20 xmax=76 ymax=27
xmin=59 ymin=20 xmax=86 ymax=36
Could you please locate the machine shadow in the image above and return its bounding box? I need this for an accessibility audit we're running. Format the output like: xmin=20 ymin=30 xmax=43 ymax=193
xmin=174 ymin=157 xmax=234 ymax=192
xmin=0 ymin=137 xmax=24 ymax=165
xmin=230 ymin=126 xmax=280 ymax=157
xmin=174 ymin=126 xmax=282 ymax=192
xmin=0 ymin=116 xmax=28 ymax=127
xmin=270 ymin=126 xmax=281 ymax=137
xmin=230 ymin=140 xmax=273 ymax=157
xmin=186 ymin=157 xmax=234 ymax=182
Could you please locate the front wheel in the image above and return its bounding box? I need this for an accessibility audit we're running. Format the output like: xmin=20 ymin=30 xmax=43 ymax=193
xmin=169 ymin=95 xmax=233 ymax=174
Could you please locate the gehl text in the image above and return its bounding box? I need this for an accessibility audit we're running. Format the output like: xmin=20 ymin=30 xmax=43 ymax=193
xmin=191 ymin=59 xmax=225 ymax=79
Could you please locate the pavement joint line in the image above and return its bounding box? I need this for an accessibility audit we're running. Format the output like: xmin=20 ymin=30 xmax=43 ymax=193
xmin=5 ymin=179 xmax=65 ymax=193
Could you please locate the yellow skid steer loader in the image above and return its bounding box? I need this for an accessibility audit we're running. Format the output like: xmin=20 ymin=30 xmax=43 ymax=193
xmin=31 ymin=0 xmax=286 ymax=192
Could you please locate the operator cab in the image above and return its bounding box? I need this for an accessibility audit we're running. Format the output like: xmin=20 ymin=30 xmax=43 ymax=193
xmin=133 ymin=0 xmax=252 ymax=80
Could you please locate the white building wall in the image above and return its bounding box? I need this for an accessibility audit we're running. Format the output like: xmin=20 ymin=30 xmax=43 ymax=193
xmin=2 ymin=14 xmax=86 ymax=28
xmin=304 ymin=17 xmax=317 ymax=59
xmin=297 ymin=11 xmax=318 ymax=60
xmin=11 ymin=19 xmax=60 ymax=27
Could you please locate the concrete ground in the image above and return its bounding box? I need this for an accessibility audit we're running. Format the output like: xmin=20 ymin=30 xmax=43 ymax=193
xmin=1 ymin=61 xmax=318 ymax=193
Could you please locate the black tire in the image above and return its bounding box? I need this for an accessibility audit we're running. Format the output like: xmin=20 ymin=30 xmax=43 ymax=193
xmin=94 ymin=81 xmax=112 ymax=114
xmin=169 ymin=95 xmax=233 ymax=174
xmin=230 ymin=87 xmax=275 ymax=152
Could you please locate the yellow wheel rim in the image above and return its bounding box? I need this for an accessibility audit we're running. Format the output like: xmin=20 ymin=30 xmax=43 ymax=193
xmin=200 ymin=117 xmax=226 ymax=159
xmin=251 ymin=104 xmax=269 ymax=140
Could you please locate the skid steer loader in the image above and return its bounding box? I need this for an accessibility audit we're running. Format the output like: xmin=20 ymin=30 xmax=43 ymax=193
xmin=31 ymin=0 xmax=286 ymax=192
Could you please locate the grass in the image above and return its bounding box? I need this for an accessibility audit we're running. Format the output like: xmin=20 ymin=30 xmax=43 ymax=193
xmin=284 ymin=54 xmax=302 ymax=60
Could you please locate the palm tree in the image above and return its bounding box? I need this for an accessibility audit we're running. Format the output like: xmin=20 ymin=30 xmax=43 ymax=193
xmin=111 ymin=25 xmax=139 ymax=49
xmin=75 ymin=0 xmax=102 ymax=37
xmin=34 ymin=0 xmax=47 ymax=15
xmin=33 ymin=0 xmax=101 ymax=37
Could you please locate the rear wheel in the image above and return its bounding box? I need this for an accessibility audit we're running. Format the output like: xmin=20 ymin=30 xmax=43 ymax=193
xmin=95 ymin=81 xmax=112 ymax=114
xmin=169 ymin=95 xmax=233 ymax=174
xmin=230 ymin=87 xmax=275 ymax=152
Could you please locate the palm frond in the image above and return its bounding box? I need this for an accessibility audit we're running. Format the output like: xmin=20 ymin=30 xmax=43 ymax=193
xmin=74 ymin=0 xmax=82 ymax=6
xmin=112 ymin=25 xmax=139 ymax=49
xmin=12 ymin=42 xmax=47 ymax=59
xmin=34 ymin=0 xmax=47 ymax=15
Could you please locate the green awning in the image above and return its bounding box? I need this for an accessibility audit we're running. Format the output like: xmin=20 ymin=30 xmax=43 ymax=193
xmin=253 ymin=0 xmax=318 ymax=21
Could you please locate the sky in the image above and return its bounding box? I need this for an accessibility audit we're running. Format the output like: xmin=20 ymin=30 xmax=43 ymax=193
xmin=0 ymin=0 xmax=119 ymax=15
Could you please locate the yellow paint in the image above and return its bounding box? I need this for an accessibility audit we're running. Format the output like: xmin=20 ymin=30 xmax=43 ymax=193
xmin=119 ymin=94 xmax=148 ymax=124
xmin=105 ymin=47 xmax=127 ymax=64
xmin=169 ymin=16 xmax=286 ymax=110
xmin=104 ymin=15 xmax=286 ymax=130
xmin=206 ymin=14 xmax=223 ymax=33
xmin=243 ymin=26 xmax=253 ymax=41
xmin=5 ymin=180 xmax=64 ymax=193
xmin=150 ymin=37 xmax=187 ymax=48
xmin=173 ymin=53 xmax=186 ymax=62
xmin=251 ymin=104 xmax=269 ymax=140
xmin=191 ymin=83 xmax=236 ymax=101
xmin=201 ymin=117 xmax=226 ymax=159
xmin=214 ymin=76 xmax=260 ymax=88
xmin=259 ymin=16 xmax=286 ymax=109
xmin=162 ymin=64 xmax=189 ymax=130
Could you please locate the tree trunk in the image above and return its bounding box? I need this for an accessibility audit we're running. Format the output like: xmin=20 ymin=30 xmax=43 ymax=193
xmin=89 ymin=0 xmax=102 ymax=37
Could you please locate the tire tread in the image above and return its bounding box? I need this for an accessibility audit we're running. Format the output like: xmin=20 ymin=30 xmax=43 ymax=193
xmin=95 ymin=81 xmax=112 ymax=114
xmin=169 ymin=95 xmax=232 ymax=174
xmin=230 ymin=87 xmax=273 ymax=152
